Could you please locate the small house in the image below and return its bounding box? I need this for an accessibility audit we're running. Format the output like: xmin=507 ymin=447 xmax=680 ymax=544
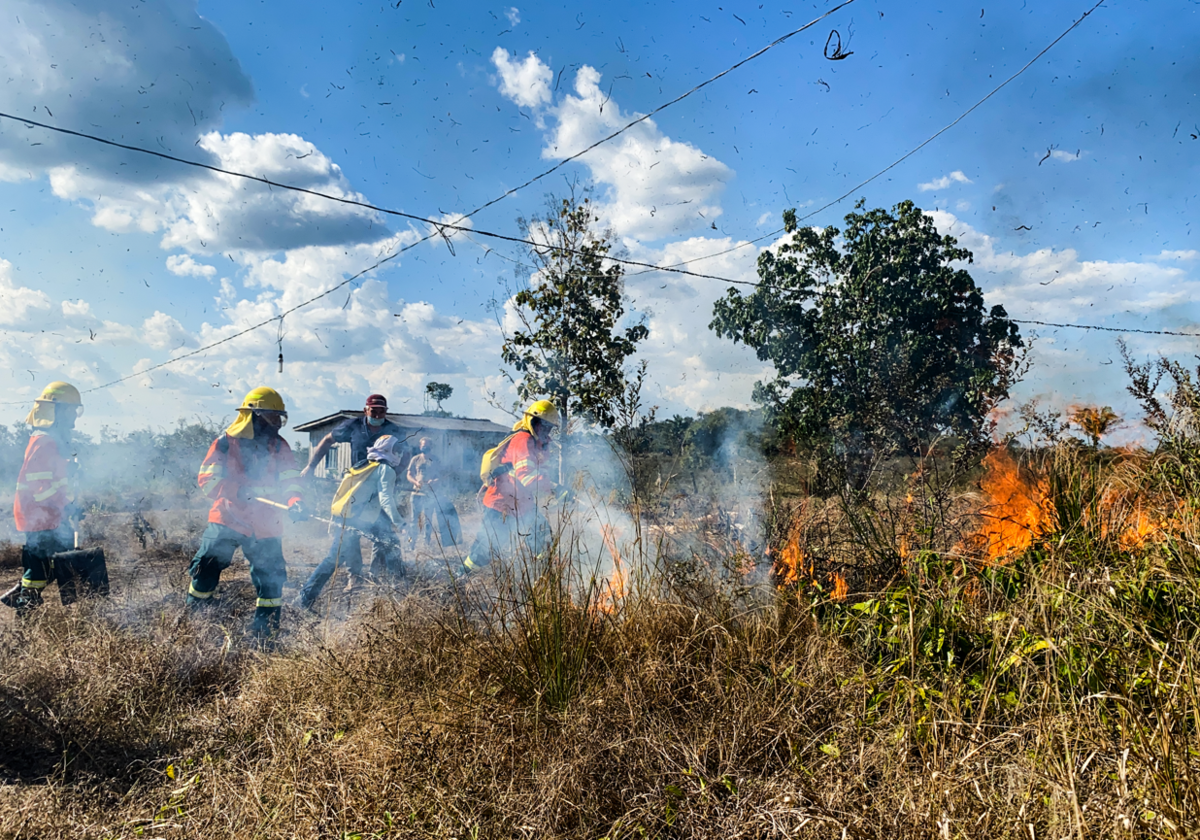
xmin=293 ymin=411 xmax=510 ymax=485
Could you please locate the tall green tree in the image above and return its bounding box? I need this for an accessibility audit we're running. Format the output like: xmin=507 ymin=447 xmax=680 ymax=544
xmin=424 ymin=381 xmax=453 ymax=415
xmin=710 ymin=200 xmax=1023 ymax=484
xmin=501 ymin=192 xmax=648 ymax=434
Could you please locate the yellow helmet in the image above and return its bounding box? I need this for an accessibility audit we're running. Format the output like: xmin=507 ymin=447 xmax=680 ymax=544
xmin=227 ymin=386 xmax=287 ymax=438
xmin=239 ymin=386 xmax=286 ymax=413
xmin=525 ymin=399 xmax=561 ymax=428
xmin=26 ymin=381 xmax=83 ymax=428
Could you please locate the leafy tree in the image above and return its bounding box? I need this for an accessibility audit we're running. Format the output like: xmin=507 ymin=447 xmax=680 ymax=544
xmin=424 ymin=381 xmax=453 ymax=415
xmin=501 ymin=191 xmax=648 ymax=433
xmin=710 ymin=200 xmax=1023 ymax=485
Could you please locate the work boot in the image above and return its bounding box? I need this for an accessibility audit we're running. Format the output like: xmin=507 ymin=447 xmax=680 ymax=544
xmin=343 ymin=573 xmax=368 ymax=593
xmin=0 ymin=582 xmax=21 ymax=609
xmin=3 ymin=585 xmax=44 ymax=618
xmin=248 ymin=606 xmax=281 ymax=648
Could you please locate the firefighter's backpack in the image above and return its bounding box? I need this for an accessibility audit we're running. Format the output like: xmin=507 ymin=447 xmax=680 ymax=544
xmin=330 ymin=461 xmax=382 ymax=519
xmin=478 ymin=431 xmax=522 ymax=485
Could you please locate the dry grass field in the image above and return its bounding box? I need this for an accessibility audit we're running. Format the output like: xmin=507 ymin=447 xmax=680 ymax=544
xmin=1 ymin=443 xmax=1198 ymax=839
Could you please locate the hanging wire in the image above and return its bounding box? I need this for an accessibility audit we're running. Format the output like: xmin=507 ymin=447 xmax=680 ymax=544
xmin=626 ymin=0 xmax=1109 ymax=277
xmin=0 ymin=0 xmax=1146 ymax=406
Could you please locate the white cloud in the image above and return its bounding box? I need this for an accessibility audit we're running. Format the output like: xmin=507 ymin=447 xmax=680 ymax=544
xmin=0 ymin=163 xmax=34 ymax=183
xmin=491 ymin=48 xmax=552 ymax=109
xmin=930 ymin=210 xmax=1200 ymax=427
xmin=61 ymin=300 xmax=92 ymax=318
xmin=505 ymin=7 xmax=521 ymax=26
xmin=918 ymin=170 xmax=972 ymax=192
xmin=0 ymin=0 xmax=521 ymax=430
xmin=141 ymin=312 xmax=192 ymax=352
xmin=756 ymin=212 xmax=773 ymax=226
xmin=1153 ymin=249 xmax=1200 ymax=261
xmin=1049 ymin=149 xmax=1084 ymax=163
xmin=619 ymin=236 xmax=771 ymax=413
xmin=490 ymin=49 xmax=732 ymax=240
xmin=166 ymin=255 xmax=218 ymax=279
xmin=0 ymin=259 xmax=52 ymax=324
xmin=543 ymin=63 xmax=732 ymax=240
xmin=47 ymin=131 xmax=384 ymax=254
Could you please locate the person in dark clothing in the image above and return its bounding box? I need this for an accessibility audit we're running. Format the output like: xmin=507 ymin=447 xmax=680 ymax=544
xmin=297 ymin=435 xmax=407 ymax=608
xmin=300 ymin=394 xmax=410 ymax=576
xmin=301 ymin=394 xmax=408 ymax=477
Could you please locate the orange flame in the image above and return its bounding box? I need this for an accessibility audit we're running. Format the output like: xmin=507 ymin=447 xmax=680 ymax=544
xmin=970 ymin=449 xmax=1052 ymax=561
xmin=595 ymin=524 xmax=627 ymax=614
xmin=1115 ymin=505 xmax=1173 ymax=550
xmin=829 ymin=572 xmax=848 ymax=601
xmin=775 ymin=531 xmax=810 ymax=588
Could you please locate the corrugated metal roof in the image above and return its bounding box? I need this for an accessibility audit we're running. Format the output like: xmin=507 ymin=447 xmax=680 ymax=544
xmin=294 ymin=410 xmax=508 ymax=434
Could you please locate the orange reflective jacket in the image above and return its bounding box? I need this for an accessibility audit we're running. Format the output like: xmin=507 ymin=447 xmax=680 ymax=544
xmin=482 ymin=430 xmax=553 ymax=519
xmin=14 ymin=431 xmax=71 ymax=533
xmin=197 ymin=433 xmax=303 ymax=539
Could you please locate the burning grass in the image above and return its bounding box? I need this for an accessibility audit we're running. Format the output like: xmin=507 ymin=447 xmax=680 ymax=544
xmin=2 ymin=444 xmax=1200 ymax=838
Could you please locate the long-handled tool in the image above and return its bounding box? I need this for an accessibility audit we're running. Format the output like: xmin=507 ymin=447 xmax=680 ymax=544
xmin=252 ymin=497 xmax=381 ymax=543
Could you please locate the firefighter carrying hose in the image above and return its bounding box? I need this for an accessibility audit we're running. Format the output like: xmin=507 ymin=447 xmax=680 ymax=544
xmin=462 ymin=399 xmax=560 ymax=574
xmin=2 ymin=381 xmax=107 ymax=615
xmin=186 ymin=387 xmax=306 ymax=641
xmin=296 ymin=434 xmax=407 ymax=609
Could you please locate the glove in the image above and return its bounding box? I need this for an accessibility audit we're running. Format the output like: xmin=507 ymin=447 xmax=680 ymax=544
xmin=288 ymin=501 xmax=310 ymax=522
xmin=64 ymin=502 xmax=86 ymax=523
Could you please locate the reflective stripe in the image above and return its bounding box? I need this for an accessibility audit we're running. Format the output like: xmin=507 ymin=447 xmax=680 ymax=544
xmin=513 ymin=458 xmax=532 ymax=471
xmin=200 ymin=482 xmax=222 ymax=498
xmin=518 ymin=472 xmax=541 ymax=487
xmin=21 ymin=576 xmax=49 ymax=589
xmin=32 ymin=486 xmax=61 ymax=502
xmin=198 ymin=465 xmax=222 ymax=477
xmin=256 ymin=597 xmax=283 ymax=608
xmin=187 ymin=583 xmax=214 ymax=599
xmin=463 ymin=556 xmax=483 ymax=572
xmin=24 ymin=471 xmax=55 ymax=481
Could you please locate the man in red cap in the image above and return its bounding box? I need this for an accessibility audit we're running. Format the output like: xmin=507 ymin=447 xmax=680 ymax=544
xmin=302 ymin=395 xmax=407 ymax=478
xmin=301 ymin=394 xmax=411 ymax=579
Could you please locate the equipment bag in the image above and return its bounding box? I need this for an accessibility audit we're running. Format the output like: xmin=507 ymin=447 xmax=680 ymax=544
xmin=478 ymin=432 xmax=521 ymax=485
xmin=54 ymin=548 xmax=110 ymax=606
xmin=330 ymin=461 xmax=382 ymax=520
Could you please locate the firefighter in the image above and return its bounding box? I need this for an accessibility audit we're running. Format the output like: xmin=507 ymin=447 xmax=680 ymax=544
xmin=186 ymin=387 xmax=306 ymax=640
xmin=296 ymin=434 xmax=407 ymax=609
xmin=462 ymin=399 xmax=559 ymax=574
xmin=2 ymin=382 xmax=85 ymax=614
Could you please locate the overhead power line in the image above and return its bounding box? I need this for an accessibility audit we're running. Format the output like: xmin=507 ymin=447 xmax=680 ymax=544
xmin=463 ymin=0 xmax=857 ymax=220
xmin=634 ymin=0 xmax=1109 ymax=277
xmin=0 ymin=0 xmax=1147 ymax=410
xmin=0 ymin=0 xmax=856 ymax=251
xmin=1011 ymin=320 xmax=1200 ymax=338
xmin=0 ymin=0 xmax=864 ymax=402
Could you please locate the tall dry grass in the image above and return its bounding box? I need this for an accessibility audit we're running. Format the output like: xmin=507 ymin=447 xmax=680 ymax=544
xmin=0 ymin=443 xmax=1198 ymax=838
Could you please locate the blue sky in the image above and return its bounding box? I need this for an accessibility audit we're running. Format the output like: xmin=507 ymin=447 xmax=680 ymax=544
xmin=0 ymin=0 xmax=1196 ymax=439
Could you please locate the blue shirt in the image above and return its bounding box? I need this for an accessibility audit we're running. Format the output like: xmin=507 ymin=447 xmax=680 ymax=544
xmin=331 ymin=415 xmax=408 ymax=466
